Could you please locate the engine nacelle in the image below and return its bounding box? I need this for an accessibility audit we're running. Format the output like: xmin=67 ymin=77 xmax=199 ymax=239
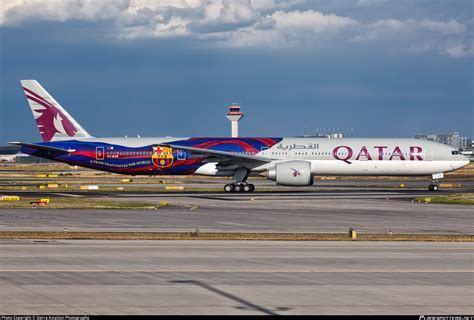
xmin=265 ymin=161 xmax=313 ymax=186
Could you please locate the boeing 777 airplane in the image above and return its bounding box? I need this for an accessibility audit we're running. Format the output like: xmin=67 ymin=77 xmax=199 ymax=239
xmin=12 ymin=80 xmax=470 ymax=192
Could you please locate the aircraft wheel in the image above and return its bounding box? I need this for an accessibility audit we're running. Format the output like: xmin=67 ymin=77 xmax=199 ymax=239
xmin=243 ymin=184 xmax=252 ymax=192
xmin=224 ymin=184 xmax=234 ymax=193
xmin=428 ymin=184 xmax=439 ymax=191
xmin=234 ymin=184 xmax=243 ymax=192
xmin=248 ymin=184 xmax=255 ymax=192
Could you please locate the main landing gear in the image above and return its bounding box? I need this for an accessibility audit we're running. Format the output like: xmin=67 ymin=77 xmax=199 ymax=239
xmin=224 ymin=182 xmax=255 ymax=193
xmin=224 ymin=167 xmax=255 ymax=193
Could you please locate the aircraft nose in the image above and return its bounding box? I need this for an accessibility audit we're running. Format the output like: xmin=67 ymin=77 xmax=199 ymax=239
xmin=462 ymin=156 xmax=470 ymax=166
xmin=457 ymin=156 xmax=470 ymax=169
xmin=451 ymin=155 xmax=470 ymax=170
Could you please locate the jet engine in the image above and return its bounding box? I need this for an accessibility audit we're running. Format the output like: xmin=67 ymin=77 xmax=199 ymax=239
xmin=263 ymin=161 xmax=313 ymax=186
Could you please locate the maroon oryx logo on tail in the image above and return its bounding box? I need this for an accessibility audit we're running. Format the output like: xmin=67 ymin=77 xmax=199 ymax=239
xmin=23 ymin=86 xmax=78 ymax=142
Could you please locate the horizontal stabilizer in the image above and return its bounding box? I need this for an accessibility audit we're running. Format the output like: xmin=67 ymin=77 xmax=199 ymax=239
xmin=9 ymin=142 xmax=75 ymax=155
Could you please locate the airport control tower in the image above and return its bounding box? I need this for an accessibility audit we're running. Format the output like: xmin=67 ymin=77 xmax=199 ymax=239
xmin=226 ymin=103 xmax=244 ymax=138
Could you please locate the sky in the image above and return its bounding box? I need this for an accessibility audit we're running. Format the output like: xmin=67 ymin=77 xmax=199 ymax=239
xmin=0 ymin=0 xmax=473 ymax=144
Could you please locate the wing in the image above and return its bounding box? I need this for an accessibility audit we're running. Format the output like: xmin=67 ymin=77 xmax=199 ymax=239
xmin=165 ymin=144 xmax=272 ymax=164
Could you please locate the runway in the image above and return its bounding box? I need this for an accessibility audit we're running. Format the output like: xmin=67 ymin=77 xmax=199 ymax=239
xmin=0 ymin=240 xmax=472 ymax=314
xmin=1 ymin=177 xmax=473 ymax=314
xmin=1 ymin=190 xmax=472 ymax=234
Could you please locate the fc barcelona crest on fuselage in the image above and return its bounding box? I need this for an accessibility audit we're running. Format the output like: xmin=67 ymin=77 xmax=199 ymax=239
xmin=152 ymin=146 xmax=174 ymax=168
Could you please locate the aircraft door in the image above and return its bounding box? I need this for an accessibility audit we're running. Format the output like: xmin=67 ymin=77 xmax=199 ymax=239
xmin=96 ymin=146 xmax=105 ymax=160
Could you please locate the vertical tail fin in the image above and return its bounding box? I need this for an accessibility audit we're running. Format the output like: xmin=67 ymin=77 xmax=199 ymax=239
xmin=20 ymin=80 xmax=92 ymax=142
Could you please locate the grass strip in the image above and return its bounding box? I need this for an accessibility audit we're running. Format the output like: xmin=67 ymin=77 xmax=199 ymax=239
xmin=414 ymin=193 xmax=474 ymax=205
xmin=0 ymin=197 xmax=163 ymax=209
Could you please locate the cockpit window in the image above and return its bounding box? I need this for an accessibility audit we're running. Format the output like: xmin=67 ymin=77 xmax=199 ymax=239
xmin=451 ymin=150 xmax=462 ymax=155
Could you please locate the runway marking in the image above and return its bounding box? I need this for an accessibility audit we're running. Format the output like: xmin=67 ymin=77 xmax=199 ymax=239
xmin=217 ymin=222 xmax=249 ymax=226
xmin=54 ymin=193 xmax=84 ymax=198
xmin=0 ymin=269 xmax=472 ymax=273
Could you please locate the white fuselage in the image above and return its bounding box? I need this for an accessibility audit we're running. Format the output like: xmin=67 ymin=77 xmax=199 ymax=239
xmin=193 ymin=138 xmax=470 ymax=176
xmin=81 ymin=137 xmax=470 ymax=177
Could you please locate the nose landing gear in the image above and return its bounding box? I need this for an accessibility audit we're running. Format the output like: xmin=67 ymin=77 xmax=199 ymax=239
xmin=428 ymin=173 xmax=443 ymax=191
